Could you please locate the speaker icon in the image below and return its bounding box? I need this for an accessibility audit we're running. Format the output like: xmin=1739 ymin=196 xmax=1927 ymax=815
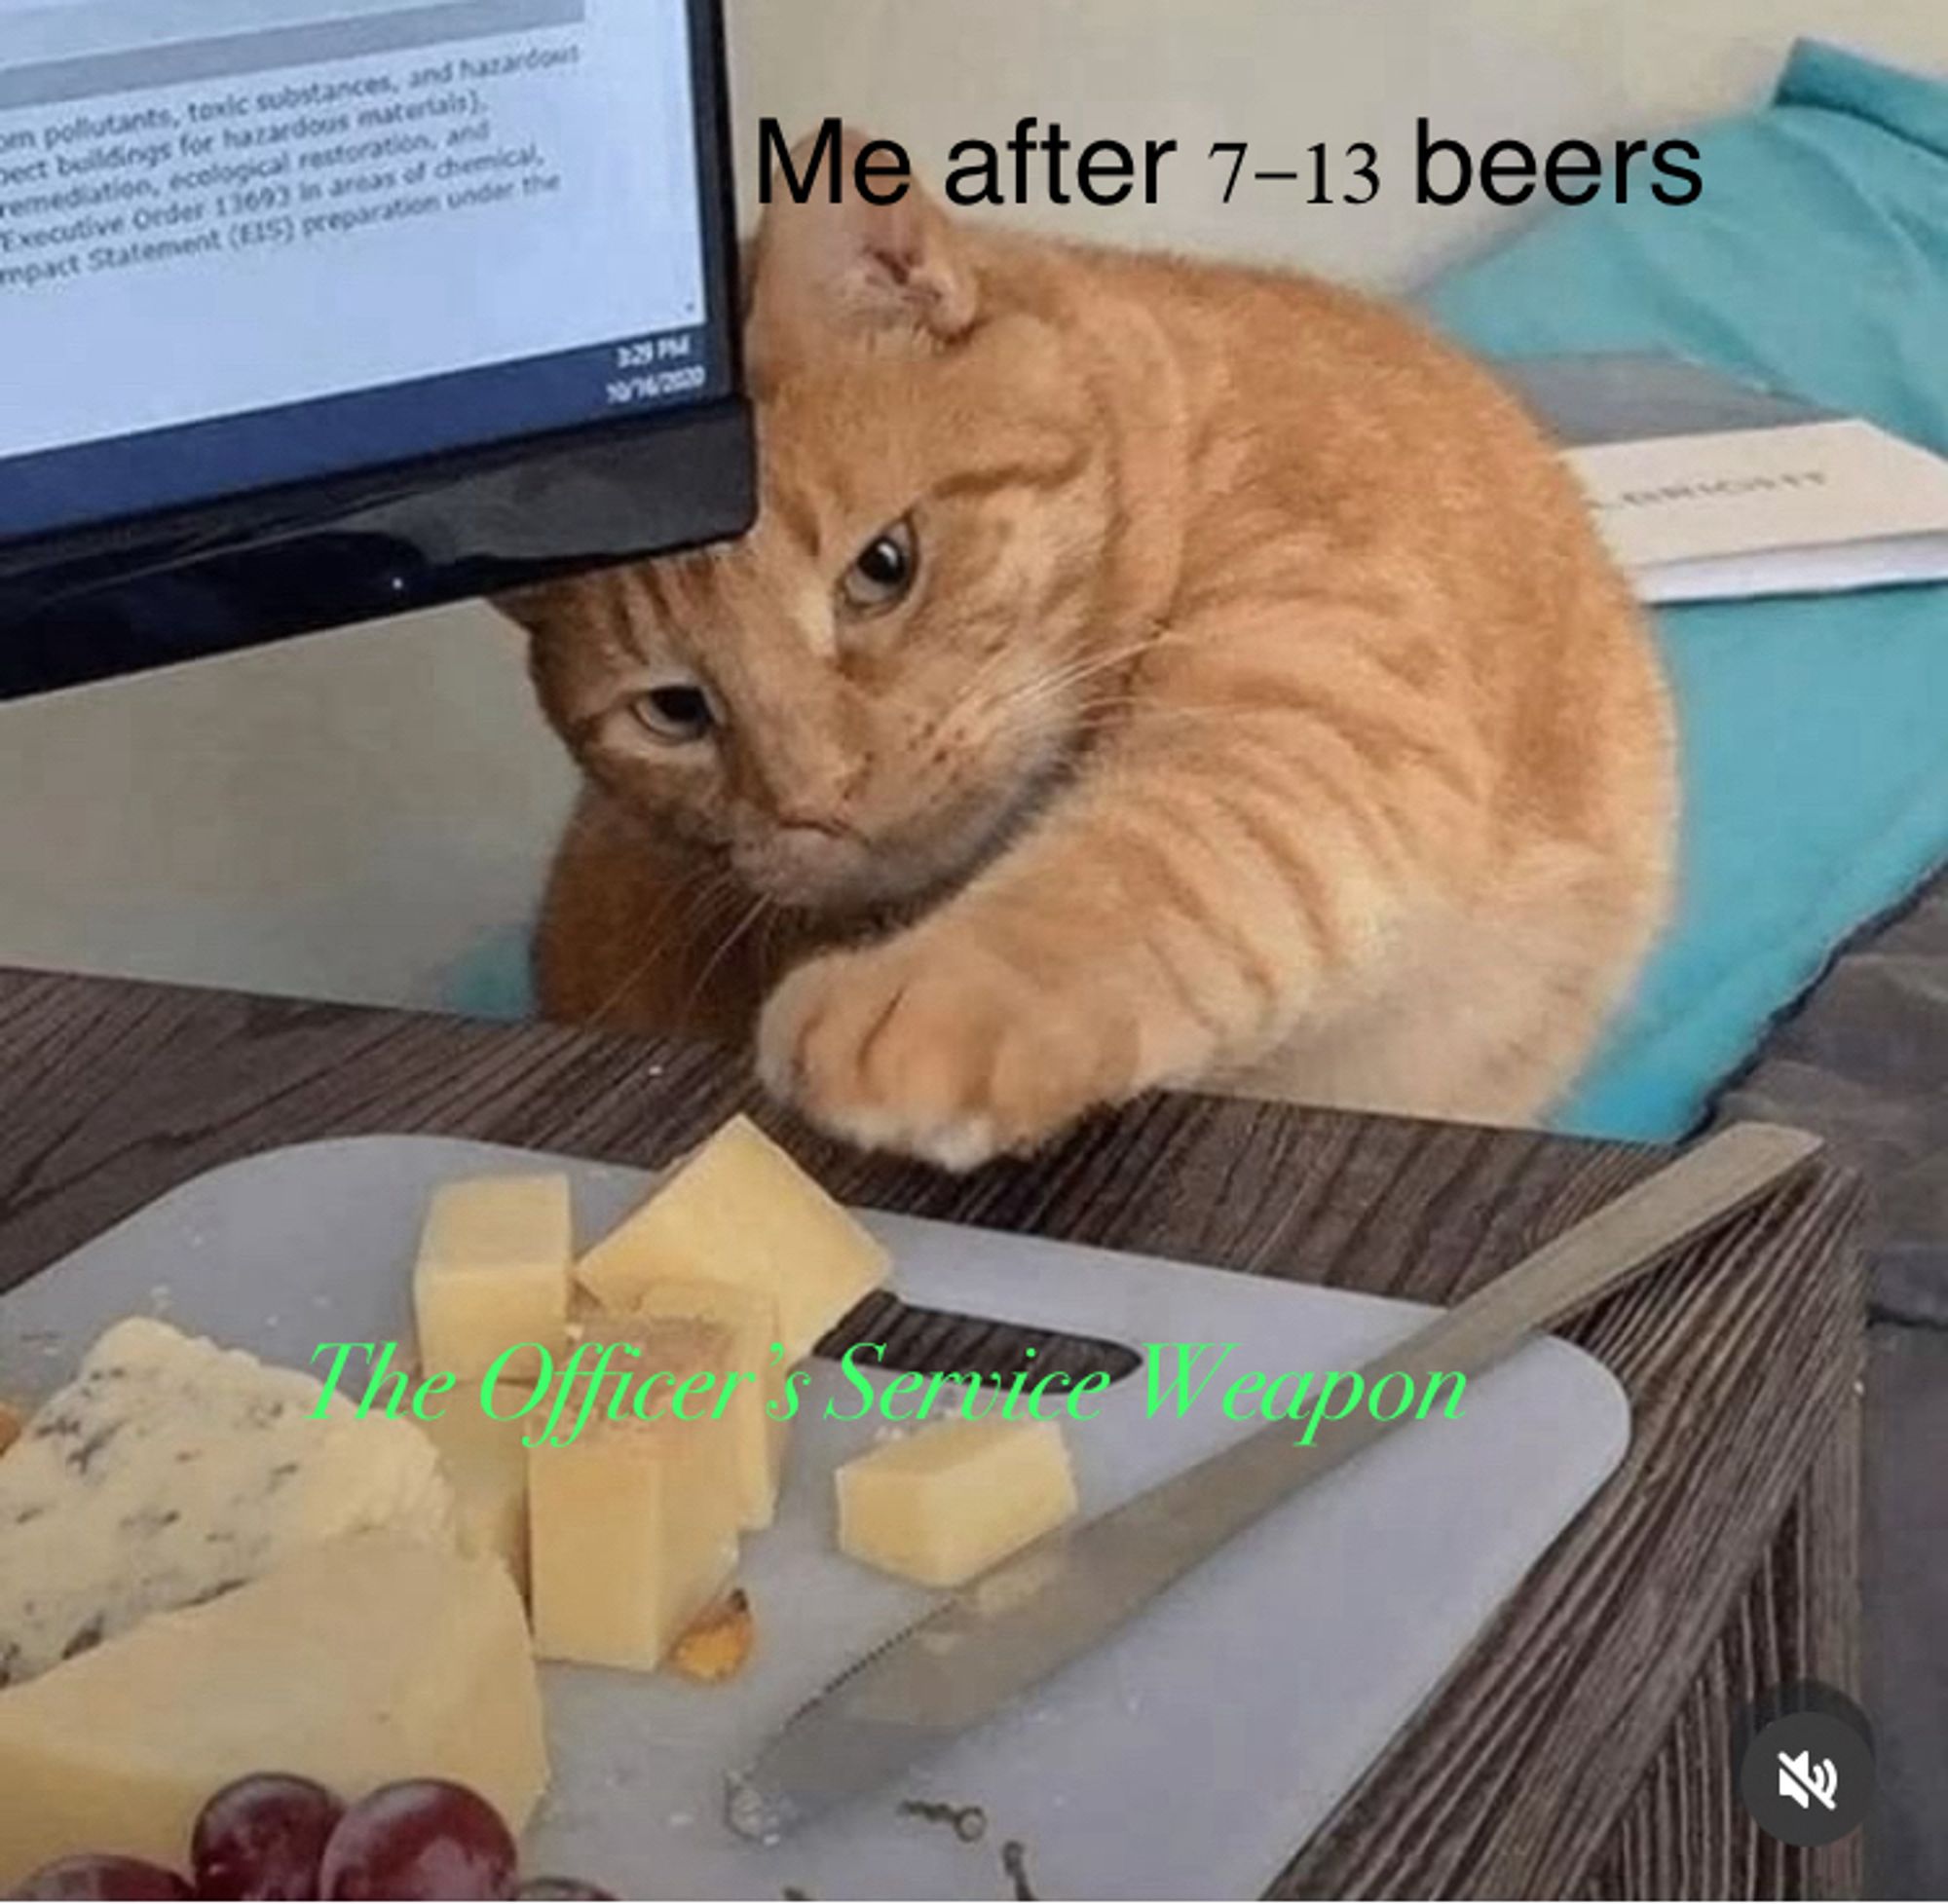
xmin=1739 ymin=1682 xmax=1871 ymax=1847
xmin=1777 ymin=1747 xmax=1840 ymax=1812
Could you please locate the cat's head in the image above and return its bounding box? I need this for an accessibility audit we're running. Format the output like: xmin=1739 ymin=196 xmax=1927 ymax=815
xmin=506 ymin=135 xmax=1130 ymax=918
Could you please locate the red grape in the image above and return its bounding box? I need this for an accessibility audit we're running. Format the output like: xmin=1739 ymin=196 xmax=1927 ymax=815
xmin=317 ymin=1780 xmax=516 ymax=1901
xmin=513 ymin=1884 xmax=616 ymax=1901
xmin=192 ymin=1773 xmax=345 ymax=1900
xmin=13 ymin=1856 xmax=191 ymax=1900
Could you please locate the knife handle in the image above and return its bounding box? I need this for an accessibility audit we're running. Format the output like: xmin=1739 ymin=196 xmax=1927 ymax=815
xmin=1180 ymin=1120 xmax=1823 ymax=1511
xmin=1371 ymin=1120 xmax=1822 ymax=1388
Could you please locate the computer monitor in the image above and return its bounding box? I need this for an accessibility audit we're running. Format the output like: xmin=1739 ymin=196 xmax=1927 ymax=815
xmin=0 ymin=0 xmax=752 ymax=697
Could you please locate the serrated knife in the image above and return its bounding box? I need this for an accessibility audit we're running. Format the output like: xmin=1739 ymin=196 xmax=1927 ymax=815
xmin=726 ymin=1120 xmax=1822 ymax=1843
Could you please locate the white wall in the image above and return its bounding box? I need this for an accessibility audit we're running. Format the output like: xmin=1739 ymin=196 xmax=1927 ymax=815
xmin=0 ymin=606 xmax=576 ymax=1010
xmin=1 ymin=0 xmax=1942 ymax=1012
xmin=727 ymin=0 xmax=1948 ymax=289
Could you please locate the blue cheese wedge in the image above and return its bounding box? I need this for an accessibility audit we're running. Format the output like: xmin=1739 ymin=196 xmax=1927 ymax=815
xmin=0 ymin=1318 xmax=456 ymax=1687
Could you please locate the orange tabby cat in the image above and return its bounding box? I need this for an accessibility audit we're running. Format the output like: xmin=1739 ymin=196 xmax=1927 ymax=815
xmin=506 ymin=136 xmax=1676 ymax=1170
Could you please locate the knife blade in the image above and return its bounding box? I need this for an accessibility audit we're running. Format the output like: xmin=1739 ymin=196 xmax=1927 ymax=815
xmin=727 ymin=1120 xmax=1821 ymax=1842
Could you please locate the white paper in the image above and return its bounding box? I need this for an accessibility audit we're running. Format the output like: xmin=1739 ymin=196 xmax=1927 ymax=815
xmin=1564 ymin=419 xmax=1948 ymax=605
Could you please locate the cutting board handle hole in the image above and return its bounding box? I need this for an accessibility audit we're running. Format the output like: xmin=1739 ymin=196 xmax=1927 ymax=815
xmin=815 ymin=1291 xmax=1142 ymax=1387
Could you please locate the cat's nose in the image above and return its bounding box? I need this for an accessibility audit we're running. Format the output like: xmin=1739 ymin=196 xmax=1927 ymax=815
xmin=771 ymin=804 xmax=860 ymax=840
xmin=759 ymin=746 xmax=870 ymax=827
xmin=738 ymin=821 xmax=870 ymax=908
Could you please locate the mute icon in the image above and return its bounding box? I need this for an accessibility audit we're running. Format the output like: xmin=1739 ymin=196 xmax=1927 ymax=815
xmin=1777 ymin=1747 xmax=1839 ymax=1811
xmin=1739 ymin=1685 xmax=1871 ymax=1847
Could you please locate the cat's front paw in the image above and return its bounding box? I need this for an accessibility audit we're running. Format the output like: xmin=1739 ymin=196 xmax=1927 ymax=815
xmin=757 ymin=930 xmax=1133 ymax=1171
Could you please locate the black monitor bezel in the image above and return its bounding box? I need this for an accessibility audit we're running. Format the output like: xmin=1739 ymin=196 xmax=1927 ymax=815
xmin=0 ymin=0 xmax=754 ymax=699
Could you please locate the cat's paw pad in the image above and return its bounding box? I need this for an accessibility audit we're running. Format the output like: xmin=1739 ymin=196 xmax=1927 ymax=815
xmin=758 ymin=933 xmax=1127 ymax=1170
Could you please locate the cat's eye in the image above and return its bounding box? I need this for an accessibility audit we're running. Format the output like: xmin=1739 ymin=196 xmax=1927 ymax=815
xmin=629 ymin=682 xmax=719 ymax=745
xmin=842 ymin=518 xmax=919 ymax=614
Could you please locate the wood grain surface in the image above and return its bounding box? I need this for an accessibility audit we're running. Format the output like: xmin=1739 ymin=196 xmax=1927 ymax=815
xmin=0 ymin=966 xmax=1867 ymax=1898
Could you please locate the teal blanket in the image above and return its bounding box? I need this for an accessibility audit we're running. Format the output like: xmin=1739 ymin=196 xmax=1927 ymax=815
xmin=1427 ymin=40 xmax=1948 ymax=1139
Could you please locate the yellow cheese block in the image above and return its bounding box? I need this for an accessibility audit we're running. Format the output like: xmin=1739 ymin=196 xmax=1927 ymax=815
xmin=528 ymin=1319 xmax=742 ymax=1672
xmin=837 ymin=1416 xmax=1079 ymax=1587
xmin=621 ymin=1279 xmax=791 ymax=1530
xmin=421 ymin=1391 xmax=535 ymax=1596
xmin=414 ymin=1174 xmax=573 ymax=1382
xmin=0 ymin=1533 xmax=547 ymax=1889
xmin=576 ymin=1116 xmax=889 ymax=1364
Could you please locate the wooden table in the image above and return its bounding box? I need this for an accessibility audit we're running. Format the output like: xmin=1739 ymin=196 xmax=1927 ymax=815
xmin=0 ymin=966 xmax=1866 ymax=1899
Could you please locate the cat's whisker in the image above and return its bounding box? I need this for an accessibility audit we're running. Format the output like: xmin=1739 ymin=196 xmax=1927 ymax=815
xmin=1000 ymin=634 xmax=1165 ymax=703
xmin=676 ymin=891 xmax=777 ymax=1025
xmin=986 ymin=661 xmax=1189 ymax=733
xmin=581 ymin=867 xmax=748 ymax=1028
xmin=757 ymin=907 xmax=794 ymax=985
xmin=921 ymin=627 xmax=1184 ymax=765
xmin=962 ymin=629 xmax=1165 ymax=723
xmin=920 ymin=636 xmax=1063 ymax=748
xmin=978 ymin=693 xmax=1232 ymax=762
xmin=976 ymin=635 xmax=1178 ymax=734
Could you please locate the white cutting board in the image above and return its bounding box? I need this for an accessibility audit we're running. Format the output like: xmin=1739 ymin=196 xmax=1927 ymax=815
xmin=0 ymin=1138 xmax=1630 ymax=1900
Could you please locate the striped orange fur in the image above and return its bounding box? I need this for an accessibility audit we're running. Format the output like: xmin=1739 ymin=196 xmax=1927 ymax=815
xmin=506 ymin=137 xmax=1676 ymax=1170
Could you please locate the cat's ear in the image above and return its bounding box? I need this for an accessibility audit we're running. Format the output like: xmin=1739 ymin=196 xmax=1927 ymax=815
xmin=491 ymin=581 xmax=557 ymax=635
xmin=748 ymin=126 xmax=979 ymax=369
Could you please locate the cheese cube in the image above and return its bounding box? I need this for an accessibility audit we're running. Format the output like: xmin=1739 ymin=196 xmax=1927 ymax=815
xmin=420 ymin=1392 xmax=535 ymax=1596
xmin=0 ymin=1533 xmax=546 ymax=1890
xmin=577 ymin=1116 xmax=889 ymax=1363
xmin=619 ymin=1279 xmax=790 ymax=1529
xmin=0 ymin=1319 xmax=455 ymax=1688
xmin=837 ymin=1416 xmax=1078 ymax=1587
xmin=528 ymin=1319 xmax=741 ymax=1671
xmin=414 ymin=1175 xmax=573 ymax=1382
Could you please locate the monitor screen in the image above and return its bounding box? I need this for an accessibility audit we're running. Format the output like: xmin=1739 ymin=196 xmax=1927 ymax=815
xmin=0 ymin=0 xmax=751 ymax=695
